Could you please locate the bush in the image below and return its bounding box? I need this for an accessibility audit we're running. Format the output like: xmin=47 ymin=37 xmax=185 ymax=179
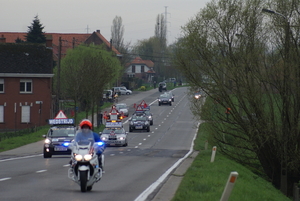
xmin=139 ymin=86 xmax=146 ymax=91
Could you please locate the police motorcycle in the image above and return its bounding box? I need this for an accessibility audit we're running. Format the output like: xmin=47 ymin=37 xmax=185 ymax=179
xmin=68 ymin=130 xmax=105 ymax=192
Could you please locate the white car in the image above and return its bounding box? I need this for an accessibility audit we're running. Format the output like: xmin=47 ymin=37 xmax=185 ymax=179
xmin=112 ymin=87 xmax=132 ymax=95
xmin=115 ymin=103 xmax=129 ymax=116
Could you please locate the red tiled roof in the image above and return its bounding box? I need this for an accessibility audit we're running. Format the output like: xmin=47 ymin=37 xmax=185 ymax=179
xmin=126 ymin=57 xmax=154 ymax=68
xmin=0 ymin=31 xmax=121 ymax=59
xmin=94 ymin=31 xmax=121 ymax=55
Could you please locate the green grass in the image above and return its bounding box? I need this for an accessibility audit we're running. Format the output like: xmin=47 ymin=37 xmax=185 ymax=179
xmin=171 ymin=122 xmax=291 ymax=201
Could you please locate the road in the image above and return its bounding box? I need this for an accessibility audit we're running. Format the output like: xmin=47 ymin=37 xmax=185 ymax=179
xmin=0 ymin=87 xmax=199 ymax=201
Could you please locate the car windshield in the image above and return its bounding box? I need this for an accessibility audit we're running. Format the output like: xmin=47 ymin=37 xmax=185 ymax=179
xmin=116 ymin=104 xmax=127 ymax=109
xmin=132 ymin=116 xmax=147 ymax=121
xmin=102 ymin=128 xmax=125 ymax=134
xmin=48 ymin=127 xmax=75 ymax=137
xmin=160 ymin=94 xmax=169 ymax=98
xmin=144 ymin=110 xmax=151 ymax=115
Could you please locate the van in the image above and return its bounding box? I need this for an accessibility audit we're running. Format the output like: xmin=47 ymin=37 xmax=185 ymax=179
xmin=112 ymin=87 xmax=132 ymax=95
xmin=103 ymin=90 xmax=113 ymax=101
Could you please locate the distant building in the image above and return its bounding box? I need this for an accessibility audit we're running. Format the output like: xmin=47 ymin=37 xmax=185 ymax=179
xmin=0 ymin=38 xmax=53 ymax=130
xmin=125 ymin=57 xmax=155 ymax=82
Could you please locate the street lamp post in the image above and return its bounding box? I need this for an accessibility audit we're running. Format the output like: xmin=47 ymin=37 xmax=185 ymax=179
xmin=262 ymin=8 xmax=290 ymax=196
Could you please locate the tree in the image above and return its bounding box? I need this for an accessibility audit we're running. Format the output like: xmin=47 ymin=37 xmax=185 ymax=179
xmin=155 ymin=14 xmax=167 ymax=49
xmin=111 ymin=16 xmax=124 ymax=52
xmin=15 ymin=37 xmax=24 ymax=43
xmin=25 ymin=15 xmax=46 ymax=43
xmin=173 ymin=0 xmax=300 ymax=197
xmin=59 ymin=44 xmax=123 ymax=124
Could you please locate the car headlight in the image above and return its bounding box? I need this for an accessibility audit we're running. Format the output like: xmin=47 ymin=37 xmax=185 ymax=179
xmin=84 ymin=154 xmax=92 ymax=161
xmin=119 ymin=137 xmax=125 ymax=140
xmin=148 ymin=116 xmax=152 ymax=119
xmin=158 ymin=99 xmax=161 ymax=101
xmin=101 ymin=137 xmax=107 ymax=140
xmin=169 ymin=99 xmax=172 ymax=101
xmin=44 ymin=138 xmax=51 ymax=144
xmin=75 ymin=154 xmax=83 ymax=161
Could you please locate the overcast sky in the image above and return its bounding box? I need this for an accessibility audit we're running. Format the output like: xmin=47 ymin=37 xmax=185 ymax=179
xmin=1 ymin=0 xmax=210 ymax=45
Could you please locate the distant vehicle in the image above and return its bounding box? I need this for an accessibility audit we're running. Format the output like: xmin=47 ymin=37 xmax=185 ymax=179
xmin=158 ymin=82 xmax=167 ymax=92
xmin=103 ymin=90 xmax=113 ymax=102
xmin=133 ymin=108 xmax=153 ymax=125
xmin=100 ymin=121 xmax=128 ymax=147
xmin=112 ymin=87 xmax=132 ymax=95
xmin=194 ymin=91 xmax=205 ymax=100
xmin=158 ymin=93 xmax=172 ymax=106
xmin=164 ymin=91 xmax=175 ymax=102
xmin=115 ymin=103 xmax=129 ymax=117
xmin=43 ymin=119 xmax=76 ymax=158
xmin=129 ymin=115 xmax=150 ymax=132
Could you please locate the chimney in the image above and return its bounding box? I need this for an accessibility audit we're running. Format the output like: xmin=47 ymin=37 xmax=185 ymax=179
xmin=96 ymin=30 xmax=100 ymax=34
xmin=0 ymin=35 xmax=6 ymax=43
xmin=45 ymin=34 xmax=52 ymax=48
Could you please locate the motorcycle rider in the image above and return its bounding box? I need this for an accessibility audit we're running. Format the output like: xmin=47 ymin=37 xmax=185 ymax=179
xmin=73 ymin=119 xmax=106 ymax=172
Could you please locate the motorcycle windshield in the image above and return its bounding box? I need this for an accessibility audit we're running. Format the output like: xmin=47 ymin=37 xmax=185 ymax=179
xmin=74 ymin=129 xmax=95 ymax=146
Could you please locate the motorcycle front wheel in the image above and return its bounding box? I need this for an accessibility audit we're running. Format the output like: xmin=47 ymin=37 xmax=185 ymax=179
xmin=80 ymin=171 xmax=88 ymax=192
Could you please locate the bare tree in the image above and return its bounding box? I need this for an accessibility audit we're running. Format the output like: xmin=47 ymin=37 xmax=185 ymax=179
xmin=111 ymin=16 xmax=124 ymax=52
xmin=173 ymin=0 xmax=300 ymax=197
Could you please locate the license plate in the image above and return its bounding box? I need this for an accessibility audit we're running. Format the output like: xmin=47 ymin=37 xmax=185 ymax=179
xmin=108 ymin=141 xmax=121 ymax=144
xmin=135 ymin=126 xmax=143 ymax=129
xmin=54 ymin=146 xmax=68 ymax=151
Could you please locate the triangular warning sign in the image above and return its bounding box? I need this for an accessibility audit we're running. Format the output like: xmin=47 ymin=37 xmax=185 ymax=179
xmin=55 ymin=110 xmax=68 ymax=119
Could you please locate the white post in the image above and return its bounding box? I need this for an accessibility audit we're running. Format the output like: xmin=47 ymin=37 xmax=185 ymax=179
xmin=210 ymin=146 xmax=217 ymax=162
xmin=220 ymin=171 xmax=239 ymax=201
xmin=205 ymin=140 xmax=208 ymax=150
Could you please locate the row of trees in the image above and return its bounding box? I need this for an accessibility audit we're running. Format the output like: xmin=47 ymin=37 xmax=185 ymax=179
xmin=173 ymin=0 xmax=300 ymax=197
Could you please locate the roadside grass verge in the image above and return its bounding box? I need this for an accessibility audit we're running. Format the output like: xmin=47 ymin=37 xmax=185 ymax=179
xmin=171 ymin=122 xmax=290 ymax=201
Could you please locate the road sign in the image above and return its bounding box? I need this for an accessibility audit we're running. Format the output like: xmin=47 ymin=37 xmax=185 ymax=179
xmin=54 ymin=110 xmax=68 ymax=119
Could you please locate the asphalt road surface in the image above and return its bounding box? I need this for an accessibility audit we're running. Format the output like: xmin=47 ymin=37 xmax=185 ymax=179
xmin=0 ymin=87 xmax=199 ymax=201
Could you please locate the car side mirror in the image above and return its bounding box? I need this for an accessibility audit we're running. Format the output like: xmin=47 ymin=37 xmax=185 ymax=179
xmin=125 ymin=132 xmax=128 ymax=135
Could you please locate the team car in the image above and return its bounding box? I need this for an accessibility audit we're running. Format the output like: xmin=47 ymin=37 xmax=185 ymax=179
xmin=158 ymin=93 xmax=172 ymax=106
xmin=99 ymin=121 xmax=128 ymax=147
xmin=129 ymin=114 xmax=150 ymax=132
xmin=43 ymin=118 xmax=76 ymax=158
xmin=133 ymin=105 xmax=153 ymax=125
xmin=115 ymin=103 xmax=129 ymax=117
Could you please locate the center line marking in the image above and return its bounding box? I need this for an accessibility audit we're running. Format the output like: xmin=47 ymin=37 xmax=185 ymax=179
xmin=0 ymin=177 xmax=11 ymax=181
xmin=36 ymin=170 xmax=47 ymax=173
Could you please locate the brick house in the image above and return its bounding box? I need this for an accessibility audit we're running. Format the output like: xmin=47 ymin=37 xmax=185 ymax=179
xmin=0 ymin=39 xmax=53 ymax=131
xmin=125 ymin=57 xmax=155 ymax=82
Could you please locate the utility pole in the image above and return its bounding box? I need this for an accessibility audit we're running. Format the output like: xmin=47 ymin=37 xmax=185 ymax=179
xmin=56 ymin=37 xmax=62 ymax=113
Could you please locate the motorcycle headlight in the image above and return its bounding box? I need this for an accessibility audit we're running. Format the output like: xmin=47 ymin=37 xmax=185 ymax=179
xmin=75 ymin=154 xmax=83 ymax=161
xmin=84 ymin=154 xmax=92 ymax=161
xmin=44 ymin=138 xmax=51 ymax=144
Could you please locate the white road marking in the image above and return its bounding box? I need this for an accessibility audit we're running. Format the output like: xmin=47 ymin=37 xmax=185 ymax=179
xmin=138 ymin=143 xmax=142 ymax=145
xmin=0 ymin=154 xmax=42 ymax=163
xmin=0 ymin=177 xmax=11 ymax=181
xmin=148 ymin=135 xmax=151 ymax=137
xmin=155 ymin=128 xmax=158 ymax=130
xmin=119 ymin=152 xmax=123 ymax=154
xmin=143 ymin=139 xmax=146 ymax=141
xmin=36 ymin=170 xmax=47 ymax=173
xmin=110 ymin=154 xmax=115 ymax=156
xmin=63 ymin=164 xmax=70 ymax=167
xmin=135 ymin=146 xmax=138 ymax=148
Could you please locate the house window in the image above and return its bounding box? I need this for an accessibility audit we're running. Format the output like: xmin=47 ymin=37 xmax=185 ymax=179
xmin=132 ymin=65 xmax=135 ymax=73
xmin=141 ymin=66 xmax=144 ymax=73
xmin=0 ymin=79 xmax=4 ymax=93
xmin=20 ymin=79 xmax=32 ymax=93
xmin=0 ymin=106 xmax=4 ymax=123
xmin=21 ymin=105 xmax=30 ymax=123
